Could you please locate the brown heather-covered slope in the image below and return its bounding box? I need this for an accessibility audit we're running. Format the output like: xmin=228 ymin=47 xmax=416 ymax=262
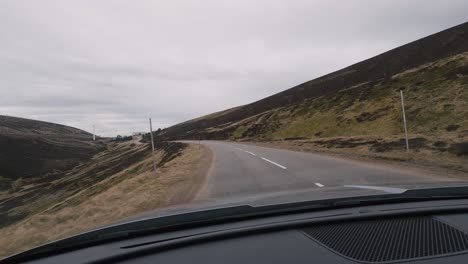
xmin=156 ymin=22 xmax=468 ymax=141
xmin=0 ymin=115 xmax=195 ymax=230
xmin=0 ymin=115 xmax=92 ymax=137
xmin=0 ymin=117 xmax=207 ymax=258
xmin=0 ymin=115 xmax=105 ymax=185
xmin=0 ymin=142 xmax=209 ymax=258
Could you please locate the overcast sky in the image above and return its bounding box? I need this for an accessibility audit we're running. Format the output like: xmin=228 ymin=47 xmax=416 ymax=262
xmin=1 ymin=0 xmax=467 ymax=136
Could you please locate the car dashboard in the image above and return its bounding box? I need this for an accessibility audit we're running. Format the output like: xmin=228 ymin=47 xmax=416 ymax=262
xmin=10 ymin=198 xmax=468 ymax=264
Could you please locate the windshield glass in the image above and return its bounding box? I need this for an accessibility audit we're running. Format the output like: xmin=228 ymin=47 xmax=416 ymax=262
xmin=1 ymin=0 xmax=468 ymax=259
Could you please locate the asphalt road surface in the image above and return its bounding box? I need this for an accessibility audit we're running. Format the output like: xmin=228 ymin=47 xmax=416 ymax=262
xmin=189 ymin=141 xmax=451 ymax=200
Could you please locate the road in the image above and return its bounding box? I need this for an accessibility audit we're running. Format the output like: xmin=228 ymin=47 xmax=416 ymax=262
xmin=190 ymin=141 xmax=451 ymax=200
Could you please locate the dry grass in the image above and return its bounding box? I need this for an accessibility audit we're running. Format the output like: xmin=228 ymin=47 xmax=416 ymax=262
xmin=0 ymin=144 xmax=209 ymax=259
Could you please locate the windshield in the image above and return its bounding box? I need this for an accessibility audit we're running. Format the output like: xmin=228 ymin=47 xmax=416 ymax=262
xmin=1 ymin=0 xmax=468 ymax=259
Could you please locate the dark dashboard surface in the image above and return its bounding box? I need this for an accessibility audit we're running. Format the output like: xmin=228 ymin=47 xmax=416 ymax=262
xmin=16 ymin=199 xmax=468 ymax=264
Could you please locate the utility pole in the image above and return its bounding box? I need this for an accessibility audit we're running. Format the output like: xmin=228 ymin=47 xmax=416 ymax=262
xmin=149 ymin=118 xmax=157 ymax=172
xmin=400 ymin=90 xmax=409 ymax=152
xmin=92 ymin=124 xmax=96 ymax=141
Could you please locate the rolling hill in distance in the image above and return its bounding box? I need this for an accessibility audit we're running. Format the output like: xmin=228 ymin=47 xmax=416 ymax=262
xmin=155 ymin=21 xmax=468 ymax=147
xmin=0 ymin=115 xmax=93 ymax=137
xmin=0 ymin=115 xmax=104 ymax=184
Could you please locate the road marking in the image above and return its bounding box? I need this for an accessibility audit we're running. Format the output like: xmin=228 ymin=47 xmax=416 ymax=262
xmin=244 ymin=150 xmax=257 ymax=156
xmin=261 ymin=157 xmax=287 ymax=170
xmin=229 ymin=145 xmax=243 ymax=151
xmin=315 ymin=183 xmax=324 ymax=188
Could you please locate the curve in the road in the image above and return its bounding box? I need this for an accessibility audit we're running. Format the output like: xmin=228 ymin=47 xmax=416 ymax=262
xmin=185 ymin=141 xmax=453 ymax=201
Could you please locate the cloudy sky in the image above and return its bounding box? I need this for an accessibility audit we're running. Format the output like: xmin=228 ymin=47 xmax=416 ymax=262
xmin=1 ymin=0 xmax=467 ymax=136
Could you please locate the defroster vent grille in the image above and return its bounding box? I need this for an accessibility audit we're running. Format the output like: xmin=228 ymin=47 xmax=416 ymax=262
xmin=302 ymin=216 xmax=468 ymax=263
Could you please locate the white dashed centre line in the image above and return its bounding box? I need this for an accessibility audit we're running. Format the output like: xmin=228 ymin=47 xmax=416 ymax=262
xmin=261 ymin=157 xmax=287 ymax=170
xmin=244 ymin=151 xmax=257 ymax=156
xmin=315 ymin=183 xmax=325 ymax=188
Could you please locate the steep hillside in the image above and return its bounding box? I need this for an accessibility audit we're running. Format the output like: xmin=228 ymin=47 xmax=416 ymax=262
xmin=0 ymin=115 xmax=92 ymax=137
xmin=0 ymin=141 xmax=210 ymax=258
xmin=0 ymin=140 xmax=187 ymax=228
xmin=0 ymin=116 xmax=104 ymax=189
xmin=0 ymin=116 xmax=208 ymax=256
xmin=156 ymin=22 xmax=468 ymax=142
xmin=229 ymin=52 xmax=468 ymax=141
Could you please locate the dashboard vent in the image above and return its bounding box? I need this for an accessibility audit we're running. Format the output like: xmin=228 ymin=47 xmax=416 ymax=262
xmin=302 ymin=216 xmax=468 ymax=263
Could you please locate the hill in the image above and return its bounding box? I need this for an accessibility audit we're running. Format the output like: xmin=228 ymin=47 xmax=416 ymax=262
xmin=0 ymin=116 xmax=105 ymax=188
xmin=0 ymin=117 xmax=206 ymax=257
xmin=0 ymin=115 xmax=200 ymax=232
xmin=156 ymin=22 xmax=468 ymax=143
xmin=0 ymin=115 xmax=92 ymax=137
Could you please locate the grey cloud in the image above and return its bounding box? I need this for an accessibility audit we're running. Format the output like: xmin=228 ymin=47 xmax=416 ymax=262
xmin=0 ymin=0 xmax=467 ymax=136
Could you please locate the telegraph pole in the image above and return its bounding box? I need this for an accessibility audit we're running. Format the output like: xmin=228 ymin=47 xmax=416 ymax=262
xmin=92 ymin=124 xmax=96 ymax=141
xmin=400 ymin=90 xmax=409 ymax=152
xmin=149 ymin=118 xmax=157 ymax=172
